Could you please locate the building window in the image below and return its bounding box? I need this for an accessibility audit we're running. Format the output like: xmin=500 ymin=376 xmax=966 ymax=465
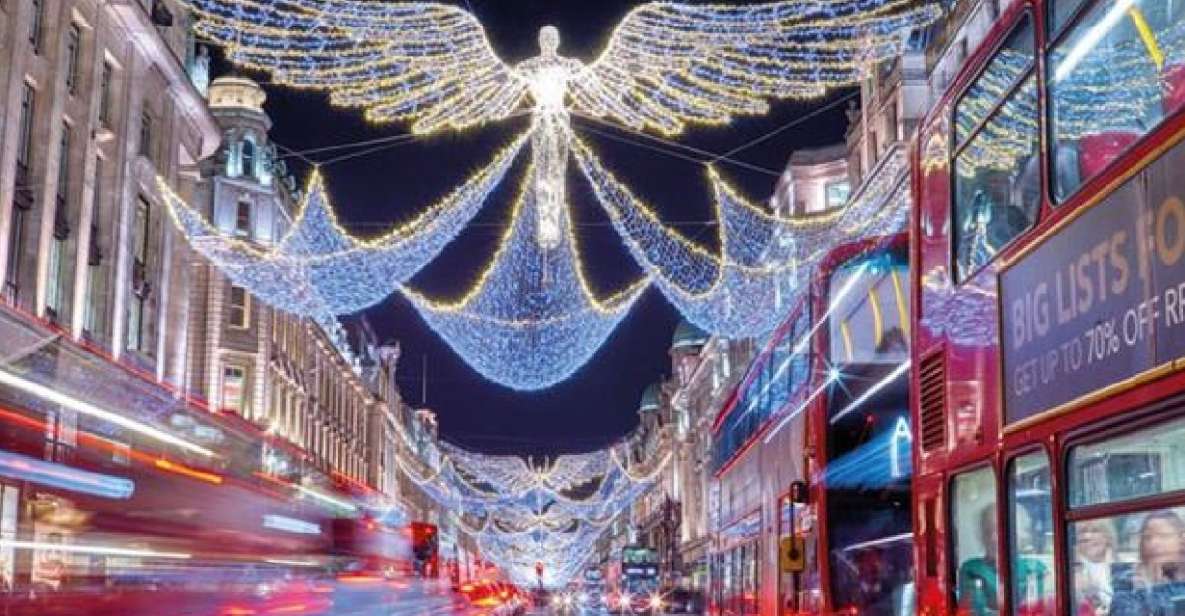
xmin=228 ymin=285 xmax=249 ymax=328
xmin=0 ymin=484 xmax=17 ymax=588
xmin=242 ymin=137 xmax=256 ymax=179
xmin=29 ymin=0 xmax=44 ymax=53
xmin=56 ymin=122 xmax=71 ymax=207
xmin=16 ymin=83 xmax=34 ymax=175
xmin=45 ymin=238 xmax=66 ymax=319
xmin=4 ymin=208 xmax=24 ymax=304
xmin=85 ymin=162 xmax=106 ymax=336
xmin=234 ymin=198 xmax=251 ymax=238
xmin=64 ymin=23 xmax=82 ymax=95
xmin=98 ymin=62 xmax=114 ymax=127
xmin=7 ymin=84 xmax=36 ymax=304
xmin=53 ymin=121 xmax=74 ymax=326
xmin=825 ymin=181 xmax=851 ymax=209
xmin=139 ymin=112 xmax=154 ymax=162
xmin=84 ymin=263 xmax=105 ymax=336
xmin=126 ymin=198 xmax=150 ymax=352
xmin=220 ymin=364 xmax=247 ymax=413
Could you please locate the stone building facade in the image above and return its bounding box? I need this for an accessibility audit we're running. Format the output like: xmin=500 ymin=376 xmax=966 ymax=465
xmin=0 ymin=0 xmax=220 ymax=594
xmin=768 ymin=144 xmax=851 ymax=217
xmin=0 ymin=0 xmax=216 ymax=377
xmin=185 ymin=74 xmax=391 ymax=490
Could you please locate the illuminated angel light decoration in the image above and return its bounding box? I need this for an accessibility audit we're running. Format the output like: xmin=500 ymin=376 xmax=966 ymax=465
xmin=394 ymin=431 xmax=671 ymax=587
xmin=169 ymin=0 xmax=940 ymax=389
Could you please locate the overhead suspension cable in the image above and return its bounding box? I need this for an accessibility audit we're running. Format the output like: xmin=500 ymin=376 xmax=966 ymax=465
xmin=275 ymin=133 xmax=419 ymax=160
xmin=572 ymin=116 xmax=782 ymax=177
xmin=711 ymin=90 xmax=860 ymax=163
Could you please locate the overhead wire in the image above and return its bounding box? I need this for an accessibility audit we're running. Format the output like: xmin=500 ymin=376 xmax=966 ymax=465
xmin=711 ymin=89 xmax=860 ymax=162
xmin=275 ymin=133 xmax=420 ymax=160
xmin=318 ymin=137 xmax=425 ymax=166
xmin=572 ymin=115 xmax=783 ymax=177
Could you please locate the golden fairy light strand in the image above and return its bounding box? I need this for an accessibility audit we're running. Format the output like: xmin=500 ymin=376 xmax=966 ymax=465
xmin=170 ymin=0 xmax=939 ymax=389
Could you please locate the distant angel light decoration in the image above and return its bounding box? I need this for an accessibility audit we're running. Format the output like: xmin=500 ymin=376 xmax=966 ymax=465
xmin=172 ymin=0 xmax=940 ymax=389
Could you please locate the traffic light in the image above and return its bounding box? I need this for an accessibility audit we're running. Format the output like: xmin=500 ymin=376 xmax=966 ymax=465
xmin=536 ymin=561 xmax=544 ymax=578
xmin=788 ymin=480 xmax=808 ymax=504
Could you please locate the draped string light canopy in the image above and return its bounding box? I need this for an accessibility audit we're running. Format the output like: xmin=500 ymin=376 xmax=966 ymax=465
xmin=395 ymin=433 xmax=672 ymax=588
xmin=163 ymin=0 xmax=940 ymax=389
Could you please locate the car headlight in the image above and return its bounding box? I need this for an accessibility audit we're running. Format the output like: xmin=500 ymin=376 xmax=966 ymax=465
xmin=649 ymin=595 xmax=664 ymax=610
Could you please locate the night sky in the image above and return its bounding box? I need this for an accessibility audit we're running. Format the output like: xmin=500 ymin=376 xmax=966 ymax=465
xmin=221 ymin=0 xmax=852 ymax=455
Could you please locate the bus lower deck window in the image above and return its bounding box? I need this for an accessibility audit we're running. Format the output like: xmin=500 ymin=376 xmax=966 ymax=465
xmin=1070 ymin=507 xmax=1185 ymax=616
xmin=952 ymin=467 xmax=1000 ymax=616
xmin=1009 ymin=451 xmax=1056 ymax=615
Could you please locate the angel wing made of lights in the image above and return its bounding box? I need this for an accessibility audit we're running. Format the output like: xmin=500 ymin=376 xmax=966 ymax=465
xmin=571 ymin=0 xmax=941 ymax=135
xmin=187 ymin=0 xmax=528 ymax=133
xmin=186 ymin=0 xmax=939 ymax=135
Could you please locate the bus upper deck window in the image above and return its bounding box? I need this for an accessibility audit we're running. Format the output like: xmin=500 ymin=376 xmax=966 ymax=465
xmin=1048 ymin=0 xmax=1185 ymax=202
xmin=953 ymin=77 xmax=1041 ymax=282
xmin=827 ymin=249 xmax=910 ymax=363
xmin=1047 ymin=0 xmax=1091 ymax=36
xmin=955 ymin=15 xmax=1036 ymax=145
xmin=952 ymin=15 xmax=1039 ymax=282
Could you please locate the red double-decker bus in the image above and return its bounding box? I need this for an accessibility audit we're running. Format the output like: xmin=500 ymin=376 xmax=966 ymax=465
xmin=912 ymin=0 xmax=1185 ymax=614
xmin=410 ymin=521 xmax=440 ymax=578
xmin=708 ymin=233 xmax=911 ymax=616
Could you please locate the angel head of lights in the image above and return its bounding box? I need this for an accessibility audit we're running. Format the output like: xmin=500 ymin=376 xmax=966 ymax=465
xmin=538 ymin=25 xmax=560 ymax=56
xmin=166 ymin=0 xmax=940 ymax=390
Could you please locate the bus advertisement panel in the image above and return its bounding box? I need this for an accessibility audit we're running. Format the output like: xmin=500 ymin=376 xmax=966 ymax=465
xmin=1001 ymin=140 xmax=1185 ymax=424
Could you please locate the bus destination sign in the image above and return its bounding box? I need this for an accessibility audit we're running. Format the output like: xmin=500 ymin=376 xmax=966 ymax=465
xmin=1001 ymin=140 xmax=1185 ymax=424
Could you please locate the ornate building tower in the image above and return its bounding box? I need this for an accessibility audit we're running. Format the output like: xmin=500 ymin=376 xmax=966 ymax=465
xmin=186 ymin=75 xmax=376 ymax=486
xmin=187 ymin=75 xmax=291 ymax=424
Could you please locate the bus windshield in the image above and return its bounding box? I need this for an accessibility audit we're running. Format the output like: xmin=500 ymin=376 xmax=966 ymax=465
xmin=622 ymin=547 xmax=658 ymax=593
xmin=827 ymin=249 xmax=909 ymax=365
xmin=824 ymin=245 xmax=914 ymax=615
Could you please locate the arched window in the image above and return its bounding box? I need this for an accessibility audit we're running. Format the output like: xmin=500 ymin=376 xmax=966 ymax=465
xmin=241 ymin=136 xmax=257 ymax=179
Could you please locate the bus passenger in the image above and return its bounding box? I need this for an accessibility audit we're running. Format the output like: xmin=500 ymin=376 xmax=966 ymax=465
xmin=1010 ymin=504 xmax=1051 ymax=614
xmin=958 ymin=505 xmax=999 ymax=615
xmin=1073 ymin=520 xmax=1116 ymax=615
xmin=959 ymin=505 xmax=1049 ymax=615
xmin=1110 ymin=510 xmax=1185 ymax=616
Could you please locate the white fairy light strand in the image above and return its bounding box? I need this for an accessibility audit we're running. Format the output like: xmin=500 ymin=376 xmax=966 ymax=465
xmin=166 ymin=0 xmax=939 ymax=389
